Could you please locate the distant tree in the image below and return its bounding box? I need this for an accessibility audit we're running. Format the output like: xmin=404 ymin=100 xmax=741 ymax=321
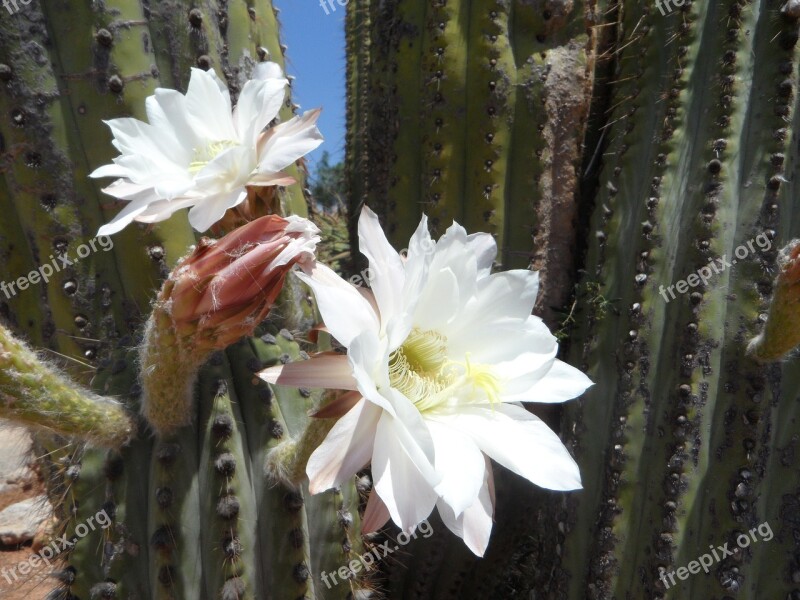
xmin=310 ymin=151 xmax=345 ymax=212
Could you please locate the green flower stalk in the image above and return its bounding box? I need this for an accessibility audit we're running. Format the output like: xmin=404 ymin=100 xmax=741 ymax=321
xmin=748 ymin=239 xmax=800 ymax=362
xmin=0 ymin=322 xmax=133 ymax=447
xmin=140 ymin=214 xmax=319 ymax=436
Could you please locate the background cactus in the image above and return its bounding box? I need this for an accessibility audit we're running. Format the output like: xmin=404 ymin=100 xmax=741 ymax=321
xmin=347 ymin=0 xmax=800 ymax=598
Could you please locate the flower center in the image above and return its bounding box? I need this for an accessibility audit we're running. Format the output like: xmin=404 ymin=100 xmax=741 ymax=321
xmin=388 ymin=327 xmax=502 ymax=412
xmin=188 ymin=140 xmax=238 ymax=175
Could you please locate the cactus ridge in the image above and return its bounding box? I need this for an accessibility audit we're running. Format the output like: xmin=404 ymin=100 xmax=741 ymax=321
xmin=40 ymin=324 xmax=369 ymax=599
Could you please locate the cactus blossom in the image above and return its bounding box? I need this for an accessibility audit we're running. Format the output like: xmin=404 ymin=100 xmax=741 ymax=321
xmin=261 ymin=207 xmax=592 ymax=555
xmin=91 ymin=62 xmax=323 ymax=234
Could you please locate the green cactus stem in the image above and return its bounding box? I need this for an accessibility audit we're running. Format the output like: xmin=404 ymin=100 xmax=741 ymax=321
xmin=265 ymin=409 xmax=337 ymax=488
xmin=0 ymin=322 xmax=133 ymax=447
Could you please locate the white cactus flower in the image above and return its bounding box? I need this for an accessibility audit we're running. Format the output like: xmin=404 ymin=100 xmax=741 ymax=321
xmin=262 ymin=206 xmax=593 ymax=556
xmin=91 ymin=62 xmax=323 ymax=235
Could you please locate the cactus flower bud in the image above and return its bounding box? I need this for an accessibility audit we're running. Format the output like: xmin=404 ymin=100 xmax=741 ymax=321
xmin=167 ymin=215 xmax=319 ymax=349
xmin=140 ymin=214 xmax=319 ymax=436
xmin=748 ymin=239 xmax=800 ymax=362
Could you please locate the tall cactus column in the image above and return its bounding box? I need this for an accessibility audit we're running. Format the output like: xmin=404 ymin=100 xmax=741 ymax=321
xmin=559 ymin=1 xmax=800 ymax=599
xmin=346 ymin=0 xmax=598 ymax=322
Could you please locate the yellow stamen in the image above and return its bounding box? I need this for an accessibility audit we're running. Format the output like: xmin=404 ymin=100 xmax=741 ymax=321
xmin=463 ymin=353 xmax=502 ymax=407
xmin=388 ymin=329 xmax=503 ymax=413
xmin=188 ymin=140 xmax=238 ymax=175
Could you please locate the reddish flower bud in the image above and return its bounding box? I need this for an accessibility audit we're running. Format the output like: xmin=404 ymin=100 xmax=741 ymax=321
xmin=166 ymin=215 xmax=318 ymax=348
xmin=140 ymin=214 xmax=318 ymax=435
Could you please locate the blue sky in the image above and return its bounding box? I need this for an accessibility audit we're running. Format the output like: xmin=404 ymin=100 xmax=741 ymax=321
xmin=275 ymin=0 xmax=346 ymax=172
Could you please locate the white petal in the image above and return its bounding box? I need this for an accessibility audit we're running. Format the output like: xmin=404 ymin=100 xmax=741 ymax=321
xmin=257 ymin=109 xmax=323 ymax=174
xmin=194 ymin=145 xmax=256 ymax=194
xmin=493 ymin=354 xmax=557 ymax=398
xmin=436 ymin=463 xmax=494 ymax=556
xmin=411 ymin=227 xmax=479 ymax=328
xmin=431 ymin=221 xmax=470 ymax=262
xmin=98 ymin=179 xmax=151 ymax=200
xmin=371 ymin=411 xmax=439 ymax=532
xmin=150 ymin=88 xmax=198 ymax=152
xmin=234 ymin=76 xmax=287 ymax=144
xmin=306 ymin=398 xmax=381 ymax=493
xmin=427 ymin=420 xmax=485 ymax=516
xmin=112 ymin=153 xmax=183 ymax=184
xmin=446 ymin=315 xmax=557 ymax=365
xmin=467 ymin=270 xmax=540 ymax=323
xmin=185 ymin=68 xmax=237 ymax=141
xmin=402 ymin=214 xmax=434 ymax=315
xmin=461 ymin=469 xmax=494 ymax=556
xmin=102 ymin=119 xmax=189 ymax=179
xmin=362 ymin=490 xmax=391 ymax=534
xmin=429 ymin=403 xmax=582 ymax=491
xmin=501 ymin=359 xmax=593 ymax=404
xmin=97 ymin=197 xmax=154 ymax=236
xmin=153 ymin=179 xmax=195 ymax=200
xmin=465 ymin=232 xmax=497 ymax=278
xmin=90 ymin=163 xmax=132 ymax=179
xmin=187 ymin=189 xmax=247 ymax=232
xmin=294 ymin=263 xmax=379 ymax=348
xmin=412 ymin=266 xmax=460 ymax=331
xmin=358 ymin=206 xmax=406 ymax=343
xmin=143 ymin=96 xmax=193 ymax=164
xmin=259 ymin=353 xmax=358 ymax=390
xmin=247 ymin=171 xmax=296 ymax=187
xmin=252 ymin=61 xmax=284 ymax=81
xmin=134 ymin=197 xmax=199 ymax=224
xmin=103 ymin=118 xmax=173 ymax=161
